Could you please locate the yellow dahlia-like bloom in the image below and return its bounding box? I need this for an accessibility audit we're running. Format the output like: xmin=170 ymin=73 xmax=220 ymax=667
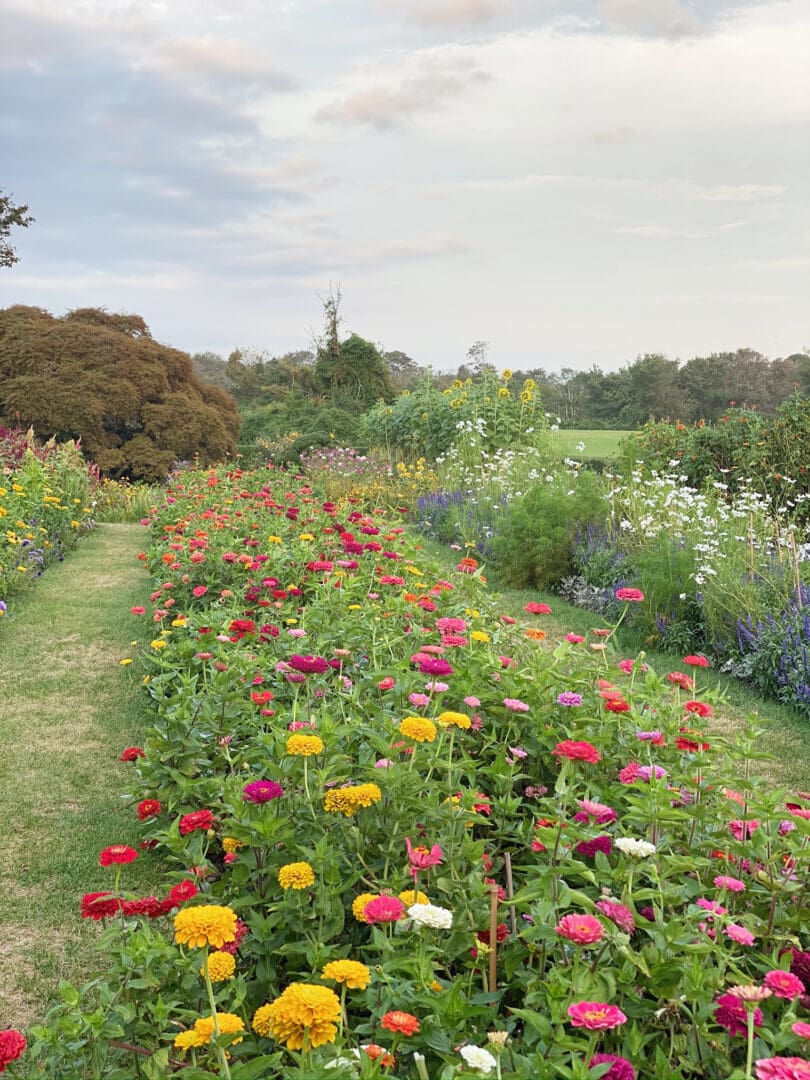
xmin=323 ymin=783 xmax=382 ymax=816
xmin=174 ymin=1012 xmax=245 ymax=1051
xmin=286 ymin=734 xmax=324 ymax=756
xmin=222 ymin=836 xmax=246 ymax=854
xmin=399 ymin=716 xmax=437 ymax=743
xmin=278 ymin=861 xmax=315 ymax=890
xmin=321 ymin=959 xmax=371 ymax=989
xmin=202 ymin=951 xmax=236 ymax=982
xmin=470 ymin=630 xmax=490 ymax=643
xmin=352 ymin=892 xmax=379 ymax=922
xmin=437 ymin=711 xmax=472 ymax=730
xmin=174 ymin=905 xmax=238 ymax=950
xmin=253 ymin=983 xmax=341 ymax=1050
xmin=398 ymin=889 xmax=429 ymax=907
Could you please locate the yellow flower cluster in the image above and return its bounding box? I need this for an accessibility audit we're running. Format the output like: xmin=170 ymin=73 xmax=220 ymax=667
xmin=174 ymin=1012 xmax=245 ymax=1051
xmin=174 ymin=905 xmax=238 ymax=950
xmin=321 ymin=958 xmax=371 ymax=989
xmin=222 ymin=836 xmax=246 ymax=854
xmin=399 ymin=716 xmax=437 ymax=743
xmin=253 ymin=983 xmax=341 ymax=1049
xmin=470 ymin=630 xmax=490 ymax=643
xmin=278 ymin=861 xmax=315 ymax=890
xmin=323 ymin=783 xmax=382 ymax=816
xmin=201 ymin=951 xmax=236 ymax=982
xmin=352 ymin=892 xmax=378 ymax=922
xmin=437 ymin=711 xmax=472 ymax=730
xmin=286 ymin=734 xmax=324 ymax=756
xmin=398 ymin=889 xmax=429 ymax=906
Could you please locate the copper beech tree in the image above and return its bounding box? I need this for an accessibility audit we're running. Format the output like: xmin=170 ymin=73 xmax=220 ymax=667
xmin=0 ymin=306 xmax=240 ymax=480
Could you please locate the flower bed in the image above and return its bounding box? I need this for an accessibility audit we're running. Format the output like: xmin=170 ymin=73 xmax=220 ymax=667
xmin=16 ymin=466 xmax=810 ymax=1080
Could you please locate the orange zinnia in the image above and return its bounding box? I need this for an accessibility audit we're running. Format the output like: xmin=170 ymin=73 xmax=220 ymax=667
xmin=381 ymin=1010 xmax=420 ymax=1036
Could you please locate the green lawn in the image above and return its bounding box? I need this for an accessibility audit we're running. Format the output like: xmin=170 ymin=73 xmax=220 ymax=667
xmin=551 ymin=429 xmax=634 ymax=459
xmin=0 ymin=524 xmax=160 ymax=1025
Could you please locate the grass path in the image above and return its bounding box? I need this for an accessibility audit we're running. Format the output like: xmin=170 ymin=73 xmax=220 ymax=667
xmin=0 ymin=523 xmax=160 ymax=1028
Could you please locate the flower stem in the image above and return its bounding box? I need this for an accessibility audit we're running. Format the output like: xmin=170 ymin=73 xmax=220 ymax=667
xmin=202 ymin=949 xmax=232 ymax=1080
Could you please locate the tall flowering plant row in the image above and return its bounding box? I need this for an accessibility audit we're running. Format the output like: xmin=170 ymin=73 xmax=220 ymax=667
xmin=15 ymin=466 xmax=810 ymax=1080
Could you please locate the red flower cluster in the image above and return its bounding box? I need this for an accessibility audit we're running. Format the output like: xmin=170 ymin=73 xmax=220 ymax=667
xmin=119 ymin=746 xmax=145 ymax=762
xmin=99 ymin=845 xmax=138 ymax=867
xmin=137 ymin=799 xmax=162 ymax=820
xmin=179 ymin=809 xmax=215 ymax=835
xmin=0 ymin=1029 xmax=26 ymax=1073
xmin=552 ymin=740 xmax=601 ymax=764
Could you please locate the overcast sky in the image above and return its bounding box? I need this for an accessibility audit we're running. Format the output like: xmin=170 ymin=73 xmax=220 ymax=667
xmin=1 ymin=0 xmax=808 ymax=371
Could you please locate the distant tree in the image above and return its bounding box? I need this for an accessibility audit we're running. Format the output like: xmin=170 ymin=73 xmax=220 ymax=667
xmin=0 ymin=190 xmax=33 ymax=268
xmin=192 ymin=351 xmax=236 ymax=392
xmin=0 ymin=306 xmax=240 ymax=480
xmin=466 ymin=340 xmax=496 ymax=375
xmin=384 ymin=349 xmax=422 ymax=391
xmin=313 ymin=288 xmax=395 ymax=406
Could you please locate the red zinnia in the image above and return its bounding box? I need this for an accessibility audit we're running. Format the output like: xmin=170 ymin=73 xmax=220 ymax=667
xmin=381 ymin=1011 xmax=420 ymax=1036
xmin=684 ymin=700 xmax=713 ymax=717
xmin=604 ymin=698 xmax=631 ymax=713
xmin=0 ymin=1029 xmax=26 ymax=1072
xmin=167 ymin=879 xmax=199 ymax=906
xmin=80 ymin=892 xmax=122 ymax=920
xmin=119 ymin=746 xmax=145 ymax=761
xmin=179 ymin=809 xmax=215 ymax=835
xmin=714 ymin=992 xmax=762 ymax=1037
xmin=556 ymin=913 xmax=604 ymax=945
xmin=99 ymin=845 xmax=138 ymax=867
xmin=137 ymin=799 xmax=162 ymax=820
xmin=683 ymin=654 xmax=709 ymax=667
xmin=615 ymin=588 xmax=645 ymax=602
xmin=552 ymin=740 xmax=601 ymax=764
xmin=524 ymin=601 xmax=552 ymax=614
xmin=667 ymin=671 xmax=694 ymax=689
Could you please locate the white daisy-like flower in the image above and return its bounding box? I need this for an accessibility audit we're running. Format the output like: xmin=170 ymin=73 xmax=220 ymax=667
xmin=407 ymin=902 xmax=453 ymax=929
xmin=615 ymin=837 xmax=657 ymax=858
xmin=459 ymin=1045 xmax=498 ymax=1074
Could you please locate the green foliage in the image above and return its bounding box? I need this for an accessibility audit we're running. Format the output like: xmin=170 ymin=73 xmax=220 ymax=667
xmin=489 ymin=470 xmax=607 ymax=589
xmin=315 ymin=332 xmax=395 ymax=408
xmin=240 ymin=397 xmax=364 ymax=463
xmin=0 ymin=306 xmax=241 ymax=482
xmin=0 ymin=189 xmax=34 ymax=268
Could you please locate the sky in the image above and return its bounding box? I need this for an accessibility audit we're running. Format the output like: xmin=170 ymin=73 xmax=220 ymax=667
xmin=1 ymin=0 xmax=809 ymax=372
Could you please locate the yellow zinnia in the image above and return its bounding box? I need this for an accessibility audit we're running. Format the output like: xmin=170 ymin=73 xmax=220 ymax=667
xmin=278 ymin=861 xmax=315 ymax=890
xmin=174 ymin=1012 xmax=244 ymax=1051
xmin=437 ymin=711 xmax=472 ymax=730
xmin=352 ymin=893 xmax=379 ymax=922
xmin=174 ymin=905 xmax=237 ymax=950
xmin=399 ymin=716 xmax=437 ymax=743
xmin=321 ymin=959 xmax=371 ymax=989
xmin=470 ymin=630 xmax=490 ymax=643
xmin=323 ymin=783 xmax=382 ymax=816
xmin=222 ymin=837 xmax=246 ymax=854
xmin=253 ymin=983 xmax=341 ymax=1050
xmin=201 ymin=951 xmax=236 ymax=982
xmin=286 ymin=734 xmax=324 ymax=756
xmin=398 ymin=889 xmax=429 ymax=907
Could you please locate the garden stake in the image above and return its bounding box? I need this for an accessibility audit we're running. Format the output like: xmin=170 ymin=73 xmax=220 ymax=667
xmin=488 ymin=882 xmax=499 ymax=996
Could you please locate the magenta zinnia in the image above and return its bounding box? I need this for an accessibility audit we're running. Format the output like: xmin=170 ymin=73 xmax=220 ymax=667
xmin=555 ymin=914 xmax=603 ymax=945
xmin=567 ymin=1002 xmax=627 ymax=1030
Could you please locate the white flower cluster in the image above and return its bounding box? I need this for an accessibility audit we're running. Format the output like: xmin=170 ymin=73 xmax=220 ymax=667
xmin=407 ymin=902 xmax=453 ymax=929
xmin=459 ymin=1045 xmax=498 ymax=1074
xmin=615 ymin=837 xmax=657 ymax=858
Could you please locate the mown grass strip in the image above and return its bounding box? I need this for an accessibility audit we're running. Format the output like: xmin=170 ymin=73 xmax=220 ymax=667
xmin=0 ymin=523 xmax=161 ymax=1025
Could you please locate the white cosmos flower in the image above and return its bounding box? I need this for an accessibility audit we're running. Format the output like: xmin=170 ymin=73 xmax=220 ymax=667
xmin=459 ymin=1045 xmax=498 ymax=1074
xmin=615 ymin=837 xmax=657 ymax=858
xmin=407 ymin=903 xmax=453 ymax=929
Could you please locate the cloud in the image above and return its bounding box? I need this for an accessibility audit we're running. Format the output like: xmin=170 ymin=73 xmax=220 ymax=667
xmin=597 ymin=0 xmax=704 ymax=38
xmin=133 ymin=34 xmax=296 ymax=99
xmin=374 ymin=0 xmax=503 ymax=27
xmin=317 ymin=62 xmax=490 ymax=128
xmin=615 ymin=220 xmax=749 ymax=239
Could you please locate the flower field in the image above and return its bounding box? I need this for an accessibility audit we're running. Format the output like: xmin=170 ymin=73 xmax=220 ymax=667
xmin=11 ymin=465 xmax=810 ymax=1080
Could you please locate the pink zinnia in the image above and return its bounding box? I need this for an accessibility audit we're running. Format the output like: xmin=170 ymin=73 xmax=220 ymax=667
xmin=755 ymin=1058 xmax=810 ymax=1079
xmin=576 ymin=835 xmax=613 ymax=858
xmin=556 ymin=913 xmax=604 ymax=945
xmin=567 ymin=1001 xmax=627 ymax=1031
xmin=524 ymin=601 xmax=552 ymax=614
xmin=765 ymin=970 xmax=805 ymax=999
xmin=364 ymin=895 xmax=405 ymax=924
xmin=791 ymin=1022 xmax=810 ymax=1039
xmin=408 ymin=693 xmax=430 ymax=708
xmin=725 ymin=923 xmax=756 ymax=946
xmin=615 ymin=588 xmax=644 ymax=602
xmin=619 ymin=761 xmax=642 ymax=784
xmin=464 ymin=696 xmax=481 ymax=708
xmin=714 ymin=992 xmax=762 ymax=1037
xmin=729 ymin=819 xmax=759 ymax=841
xmin=714 ymin=874 xmax=745 ymax=893
xmin=578 ymin=798 xmax=616 ymax=824
xmin=595 ymin=899 xmax=635 ymax=935
xmin=553 ymin=740 xmax=601 ymax=764
xmin=405 ymin=837 xmax=444 ymax=872
xmin=565 ymin=633 xmax=585 ymax=643
xmin=418 ymin=658 xmax=454 ymax=676
xmin=503 ymin=698 xmax=530 ymax=712
xmin=590 ymin=1054 xmax=636 ymax=1080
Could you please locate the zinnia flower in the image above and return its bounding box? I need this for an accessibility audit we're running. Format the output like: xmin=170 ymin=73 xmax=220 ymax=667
xmin=590 ymin=1053 xmax=636 ymax=1080
xmin=137 ymin=799 xmax=162 ymax=820
xmin=364 ymin=895 xmax=405 ymax=924
xmin=202 ymin=951 xmax=236 ymax=982
xmin=437 ymin=710 xmax=472 ymax=729
xmin=683 ymin=654 xmax=709 ymax=667
xmin=407 ymin=903 xmax=453 ymax=929
xmin=352 ymin=893 xmax=379 ymax=922
xmin=286 ymin=734 xmax=324 ymax=756
xmin=715 ymin=993 xmax=762 ymax=1037
xmin=725 ymin=923 xmax=756 ymax=946
xmin=399 ymin=716 xmax=437 ymax=742
xmin=179 ymin=809 xmax=214 ymax=835
xmin=324 ymin=783 xmax=382 ymax=815
xmin=99 ymin=845 xmax=138 ymax=867
xmin=174 ymin=904 xmax=238 ymax=949
xmin=287 ymin=654 xmax=329 ymax=674
xmin=0 ymin=1029 xmax=26 ymax=1072
xmin=524 ymin=601 xmax=552 ymax=614
xmin=615 ymin=588 xmax=644 ymax=602
xmin=459 ymin=1045 xmax=497 ymax=1074
xmin=684 ymin=700 xmax=713 ymax=717
xmin=765 ymin=970 xmax=804 ymax=999
xmin=714 ymin=875 xmax=745 ymax=892
xmin=792 ymin=1022 xmax=810 ymax=1039
xmin=614 ymin=837 xmax=656 ymax=858
xmin=253 ymin=984 xmax=341 ymax=1049
xmin=567 ymin=1002 xmax=627 ymax=1030
xmin=755 ymin=1059 xmax=810 ymax=1080
xmin=278 ymin=862 xmax=315 ymax=890
xmin=555 ymin=914 xmax=604 ymax=945
xmin=243 ymin=779 xmax=284 ymax=803
xmin=174 ymin=1012 xmax=245 ymax=1051
xmin=557 ymin=692 xmax=583 ymax=706
xmin=80 ymin=892 xmax=121 ymax=920
xmin=119 ymin=746 xmax=145 ymax=761
xmin=321 ymin=959 xmax=371 ymax=989
xmin=604 ymin=697 xmax=631 ymax=713
xmin=381 ymin=1011 xmax=420 ymax=1036
xmin=503 ymin=698 xmax=530 ymax=712
xmin=552 ymin=740 xmax=601 ymax=763
xmin=405 ymin=837 xmax=443 ymax=872
xmin=595 ymin=899 xmax=635 ymax=935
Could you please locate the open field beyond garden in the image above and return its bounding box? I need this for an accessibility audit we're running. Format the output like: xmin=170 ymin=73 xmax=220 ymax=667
xmin=550 ymin=430 xmax=633 ymax=461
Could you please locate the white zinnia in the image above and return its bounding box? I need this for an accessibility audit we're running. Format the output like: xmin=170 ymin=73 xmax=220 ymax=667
xmin=407 ymin=902 xmax=453 ymax=929
xmin=459 ymin=1045 xmax=498 ymax=1074
xmin=615 ymin=837 xmax=657 ymax=858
